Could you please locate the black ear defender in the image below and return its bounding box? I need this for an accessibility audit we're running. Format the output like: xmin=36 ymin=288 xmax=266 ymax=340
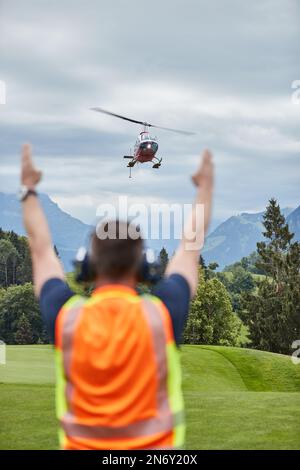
xmin=73 ymin=246 xmax=162 ymax=285
xmin=73 ymin=247 xmax=96 ymax=283
xmin=138 ymin=249 xmax=163 ymax=284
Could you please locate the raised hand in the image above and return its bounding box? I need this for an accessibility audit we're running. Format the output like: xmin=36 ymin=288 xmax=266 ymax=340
xmin=21 ymin=143 xmax=42 ymax=189
xmin=191 ymin=149 xmax=214 ymax=190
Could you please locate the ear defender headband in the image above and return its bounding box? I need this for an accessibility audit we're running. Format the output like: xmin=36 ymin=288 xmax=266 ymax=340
xmin=73 ymin=246 xmax=162 ymax=285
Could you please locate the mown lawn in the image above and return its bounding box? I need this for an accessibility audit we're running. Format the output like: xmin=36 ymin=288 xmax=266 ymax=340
xmin=1 ymin=344 xmax=300 ymax=449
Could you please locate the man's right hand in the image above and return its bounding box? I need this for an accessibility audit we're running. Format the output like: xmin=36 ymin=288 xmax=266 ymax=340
xmin=166 ymin=149 xmax=214 ymax=297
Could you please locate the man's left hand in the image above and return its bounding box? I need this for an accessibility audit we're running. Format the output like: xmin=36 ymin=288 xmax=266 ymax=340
xmin=21 ymin=143 xmax=42 ymax=189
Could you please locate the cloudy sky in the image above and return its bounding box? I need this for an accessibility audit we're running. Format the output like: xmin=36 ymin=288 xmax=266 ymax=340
xmin=0 ymin=0 xmax=299 ymax=227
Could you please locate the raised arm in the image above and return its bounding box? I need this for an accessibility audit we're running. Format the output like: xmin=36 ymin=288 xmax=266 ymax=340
xmin=21 ymin=144 xmax=64 ymax=296
xmin=166 ymin=149 xmax=214 ymax=297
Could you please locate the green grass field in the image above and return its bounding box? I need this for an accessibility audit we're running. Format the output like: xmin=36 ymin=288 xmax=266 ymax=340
xmin=1 ymin=345 xmax=300 ymax=449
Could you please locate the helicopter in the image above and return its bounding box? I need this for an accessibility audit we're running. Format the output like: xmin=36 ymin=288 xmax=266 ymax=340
xmin=90 ymin=107 xmax=195 ymax=177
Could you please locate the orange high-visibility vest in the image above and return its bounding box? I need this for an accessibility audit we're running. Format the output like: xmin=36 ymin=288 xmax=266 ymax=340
xmin=54 ymin=285 xmax=185 ymax=450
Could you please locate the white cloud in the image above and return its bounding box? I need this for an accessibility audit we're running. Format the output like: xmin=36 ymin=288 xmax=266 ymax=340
xmin=230 ymin=124 xmax=300 ymax=153
xmin=0 ymin=0 xmax=299 ymax=225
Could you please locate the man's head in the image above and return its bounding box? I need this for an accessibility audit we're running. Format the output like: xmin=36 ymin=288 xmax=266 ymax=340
xmin=90 ymin=220 xmax=144 ymax=284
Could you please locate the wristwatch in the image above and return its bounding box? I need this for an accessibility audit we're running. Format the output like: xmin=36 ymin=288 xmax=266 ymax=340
xmin=18 ymin=185 xmax=38 ymax=202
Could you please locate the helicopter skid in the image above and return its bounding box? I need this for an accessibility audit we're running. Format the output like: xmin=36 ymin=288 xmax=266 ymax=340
xmin=152 ymin=156 xmax=162 ymax=169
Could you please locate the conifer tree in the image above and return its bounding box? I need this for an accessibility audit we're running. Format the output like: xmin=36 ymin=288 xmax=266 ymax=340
xmin=14 ymin=313 xmax=33 ymax=345
xmin=159 ymin=247 xmax=169 ymax=274
xmin=242 ymin=199 xmax=300 ymax=353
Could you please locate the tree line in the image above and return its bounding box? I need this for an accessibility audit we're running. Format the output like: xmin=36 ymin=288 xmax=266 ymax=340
xmin=0 ymin=230 xmax=48 ymax=344
xmin=183 ymin=198 xmax=300 ymax=354
xmin=0 ymin=198 xmax=299 ymax=352
xmin=0 ymin=229 xmax=32 ymax=287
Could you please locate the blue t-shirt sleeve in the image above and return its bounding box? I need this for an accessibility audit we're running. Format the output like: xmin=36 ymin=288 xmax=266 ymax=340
xmin=153 ymin=273 xmax=191 ymax=346
xmin=39 ymin=278 xmax=74 ymax=343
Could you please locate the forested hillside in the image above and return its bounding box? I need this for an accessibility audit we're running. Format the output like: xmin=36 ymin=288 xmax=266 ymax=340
xmin=1 ymin=199 xmax=299 ymax=354
xmin=0 ymin=229 xmax=32 ymax=287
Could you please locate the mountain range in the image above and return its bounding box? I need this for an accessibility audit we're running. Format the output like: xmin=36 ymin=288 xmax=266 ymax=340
xmin=202 ymin=206 xmax=297 ymax=268
xmin=0 ymin=192 xmax=299 ymax=270
xmin=0 ymin=192 xmax=91 ymax=270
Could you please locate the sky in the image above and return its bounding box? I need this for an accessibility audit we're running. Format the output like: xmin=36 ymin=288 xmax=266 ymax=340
xmin=0 ymin=0 xmax=299 ymax=227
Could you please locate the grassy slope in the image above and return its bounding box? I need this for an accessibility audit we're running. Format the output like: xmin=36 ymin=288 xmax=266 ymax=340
xmin=202 ymin=345 xmax=300 ymax=391
xmin=1 ymin=345 xmax=300 ymax=449
xmin=182 ymin=346 xmax=300 ymax=449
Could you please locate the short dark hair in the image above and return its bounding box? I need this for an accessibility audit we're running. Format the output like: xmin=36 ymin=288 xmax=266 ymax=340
xmin=90 ymin=220 xmax=143 ymax=280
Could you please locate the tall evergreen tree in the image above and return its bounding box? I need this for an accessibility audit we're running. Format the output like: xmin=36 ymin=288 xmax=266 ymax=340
xmin=158 ymin=247 xmax=169 ymax=274
xmin=199 ymin=254 xmax=206 ymax=270
xmin=256 ymin=198 xmax=294 ymax=287
xmin=15 ymin=313 xmax=33 ymax=345
xmin=0 ymin=239 xmax=19 ymax=287
xmin=242 ymin=199 xmax=300 ymax=354
xmin=199 ymin=254 xmax=209 ymax=279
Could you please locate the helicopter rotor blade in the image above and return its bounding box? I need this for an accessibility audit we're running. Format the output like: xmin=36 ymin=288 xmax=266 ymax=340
xmin=149 ymin=124 xmax=195 ymax=136
xmin=90 ymin=107 xmax=147 ymax=126
xmin=90 ymin=107 xmax=195 ymax=135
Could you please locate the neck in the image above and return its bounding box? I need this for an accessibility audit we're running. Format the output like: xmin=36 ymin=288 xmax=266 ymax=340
xmin=95 ymin=277 xmax=137 ymax=290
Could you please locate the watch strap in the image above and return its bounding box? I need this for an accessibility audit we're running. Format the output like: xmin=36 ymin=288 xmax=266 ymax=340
xmin=21 ymin=189 xmax=38 ymax=202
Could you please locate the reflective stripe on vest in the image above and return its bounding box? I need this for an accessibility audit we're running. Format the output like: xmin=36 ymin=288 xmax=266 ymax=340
xmin=61 ymin=298 xmax=86 ymax=413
